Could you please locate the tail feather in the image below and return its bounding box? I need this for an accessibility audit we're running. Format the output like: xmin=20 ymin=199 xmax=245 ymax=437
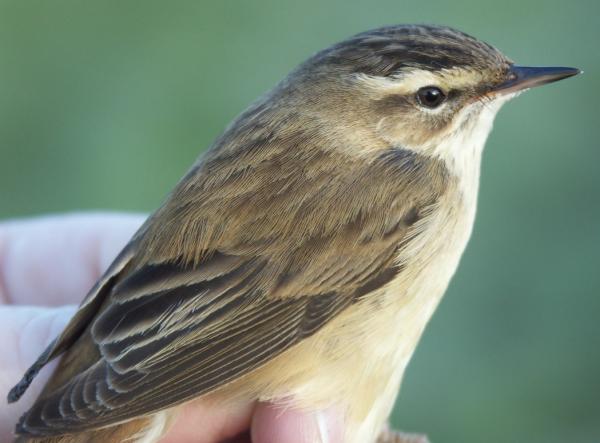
xmin=7 ymin=342 xmax=56 ymax=403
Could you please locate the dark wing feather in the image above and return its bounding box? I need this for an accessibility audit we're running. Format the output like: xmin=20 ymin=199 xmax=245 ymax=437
xmin=13 ymin=140 xmax=449 ymax=436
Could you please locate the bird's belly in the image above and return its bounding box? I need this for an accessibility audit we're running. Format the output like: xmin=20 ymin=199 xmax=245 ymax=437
xmin=232 ymin=198 xmax=476 ymax=443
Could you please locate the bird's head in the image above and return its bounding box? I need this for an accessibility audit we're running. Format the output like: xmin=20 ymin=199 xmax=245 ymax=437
xmin=273 ymin=24 xmax=579 ymax=169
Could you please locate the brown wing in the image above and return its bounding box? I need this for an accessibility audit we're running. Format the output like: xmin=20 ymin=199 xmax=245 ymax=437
xmin=12 ymin=141 xmax=449 ymax=436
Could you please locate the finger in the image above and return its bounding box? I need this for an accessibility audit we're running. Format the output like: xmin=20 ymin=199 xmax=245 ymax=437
xmin=0 ymin=212 xmax=144 ymax=306
xmin=162 ymin=399 xmax=346 ymax=443
xmin=251 ymin=402 xmax=344 ymax=443
xmin=0 ymin=305 xmax=76 ymax=442
xmin=159 ymin=396 xmax=254 ymax=443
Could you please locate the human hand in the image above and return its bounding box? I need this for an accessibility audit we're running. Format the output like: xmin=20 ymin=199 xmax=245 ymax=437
xmin=0 ymin=213 xmax=343 ymax=443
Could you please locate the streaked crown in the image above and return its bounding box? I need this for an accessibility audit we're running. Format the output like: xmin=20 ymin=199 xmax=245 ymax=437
xmin=310 ymin=24 xmax=510 ymax=76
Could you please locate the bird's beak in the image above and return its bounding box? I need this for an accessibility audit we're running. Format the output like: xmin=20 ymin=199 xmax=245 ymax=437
xmin=491 ymin=65 xmax=581 ymax=96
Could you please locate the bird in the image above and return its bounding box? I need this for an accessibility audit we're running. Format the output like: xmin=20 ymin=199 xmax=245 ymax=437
xmin=7 ymin=24 xmax=579 ymax=443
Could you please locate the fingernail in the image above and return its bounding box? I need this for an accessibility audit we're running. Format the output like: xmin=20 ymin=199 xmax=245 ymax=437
xmin=313 ymin=407 xmax=344 ymax=443
xmin=315 ymin=410 xmax=330 ymax=443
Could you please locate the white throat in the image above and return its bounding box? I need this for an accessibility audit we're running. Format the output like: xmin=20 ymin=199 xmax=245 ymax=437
xmin=432 ymin=94 xmax=514 ymax=204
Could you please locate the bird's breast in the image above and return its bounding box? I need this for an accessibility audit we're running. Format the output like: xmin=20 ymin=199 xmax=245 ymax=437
xmin=228 ymin=182 xmax=477 ymax=443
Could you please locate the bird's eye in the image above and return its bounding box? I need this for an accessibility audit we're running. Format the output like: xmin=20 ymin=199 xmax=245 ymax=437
xmin=416 ymin=86 xmax=446 ymax=109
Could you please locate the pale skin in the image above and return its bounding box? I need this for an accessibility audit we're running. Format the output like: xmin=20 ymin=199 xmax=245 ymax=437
xmin=0 ymin=213 xmax=345 ymax=443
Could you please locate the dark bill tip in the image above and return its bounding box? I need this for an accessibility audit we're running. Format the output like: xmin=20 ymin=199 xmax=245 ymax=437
xmin=492 ymin=65 xmax=581 ymax=95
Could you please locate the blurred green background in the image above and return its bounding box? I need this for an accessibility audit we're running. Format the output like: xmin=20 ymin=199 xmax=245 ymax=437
xmin=1 ymin=1 xmax=598 ymax=442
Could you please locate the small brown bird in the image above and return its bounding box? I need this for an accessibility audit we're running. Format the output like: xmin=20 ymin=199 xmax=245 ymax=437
xmin=8 ymin=24 xmax=579 ymax=443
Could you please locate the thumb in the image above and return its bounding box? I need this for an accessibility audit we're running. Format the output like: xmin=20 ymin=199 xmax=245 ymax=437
xmin=251 ymin=402 xmax=345 ymax=443
xmin=0 ymin=305 xmax=76 ymax=442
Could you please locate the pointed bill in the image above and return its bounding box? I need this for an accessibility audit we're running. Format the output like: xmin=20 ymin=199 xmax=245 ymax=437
xmin=492 ymin=65 xmax=581 ymax=95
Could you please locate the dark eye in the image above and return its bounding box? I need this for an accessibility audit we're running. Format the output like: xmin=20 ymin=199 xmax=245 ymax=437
xmin=416 ymin=86 xmax=446 ymax=109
